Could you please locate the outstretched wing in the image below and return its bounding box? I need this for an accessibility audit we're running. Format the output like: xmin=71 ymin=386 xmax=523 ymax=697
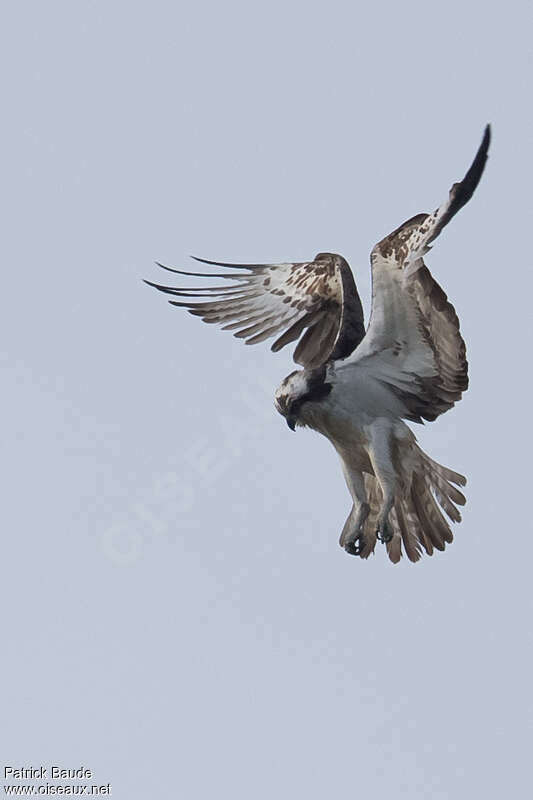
xmin=339 ymin=125 xmax=490 ymax=422
xmin=145 ymin=252 xmax=365 ymax=369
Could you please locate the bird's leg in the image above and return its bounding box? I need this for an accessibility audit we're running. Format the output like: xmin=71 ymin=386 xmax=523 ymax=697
xmin=376 ymin=500 xmax=394 ymax=544
xmin=338 ymin=466 xmax=369 ymax=556
xmin=340 ymin=502 xmax=371 ymax=555
xmin=367 ymin=421 xmax=397 ymax=546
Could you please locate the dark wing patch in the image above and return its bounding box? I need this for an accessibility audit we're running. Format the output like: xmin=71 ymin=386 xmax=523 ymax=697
xmin=145 ymin=253 xmax=365 ymax=369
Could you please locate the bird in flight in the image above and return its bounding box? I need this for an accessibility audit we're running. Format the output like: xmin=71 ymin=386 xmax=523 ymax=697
xmin=146 ymin=126 xmax=490 ymax=563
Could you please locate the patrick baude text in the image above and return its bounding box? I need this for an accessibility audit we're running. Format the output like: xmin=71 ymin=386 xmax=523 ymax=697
xmin=4 ymin=767 xmax=93 ymax=780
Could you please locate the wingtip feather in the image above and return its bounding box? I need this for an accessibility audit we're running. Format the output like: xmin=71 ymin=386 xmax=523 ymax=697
xmin=190 ymin=255 xmax=263 ymax=270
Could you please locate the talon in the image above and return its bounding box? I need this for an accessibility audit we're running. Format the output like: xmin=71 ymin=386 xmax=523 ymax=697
xmin=345 ymin=535 xmax=365 ymax=557
xmin=377 ymin=522 xmax=393 ymax=544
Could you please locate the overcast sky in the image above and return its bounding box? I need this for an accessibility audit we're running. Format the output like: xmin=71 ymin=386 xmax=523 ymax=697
xmin=2 ymin=1 xmax=532 ymax=798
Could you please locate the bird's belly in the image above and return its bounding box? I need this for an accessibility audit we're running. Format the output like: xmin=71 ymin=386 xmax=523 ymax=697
xmin=298 ymin=397 xmax=373 ymax=472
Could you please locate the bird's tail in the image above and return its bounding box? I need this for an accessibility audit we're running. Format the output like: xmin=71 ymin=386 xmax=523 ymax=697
xmin=359 ymin=445 xmax=467 ymax=563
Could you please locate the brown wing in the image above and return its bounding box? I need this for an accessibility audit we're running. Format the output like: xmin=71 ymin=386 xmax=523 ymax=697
xmin=145 ymin=252 xmax=365 ymax=369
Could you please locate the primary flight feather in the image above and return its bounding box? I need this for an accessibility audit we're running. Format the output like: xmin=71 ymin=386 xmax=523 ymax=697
xmin=146 ymin=126 xmax=490 ymax=563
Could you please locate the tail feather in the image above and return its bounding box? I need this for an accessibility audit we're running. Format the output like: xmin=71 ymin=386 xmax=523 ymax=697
xmin=360 ymin=445 xmax=466 ymax=563
xmin=395 ymin=447 xmax=464 ymax=561
xmin=410 ymin=473 xmax=446 ymax=551
xmin=425 ymin=460 xmax=466 ymax=522
xmin=395 ymin=500 xmax=423 ymax=563
xmin=385 ymin=507 xmax=403 ymax=564
xmin=432 ymin=484 xmax=463 ymax=523
xmin=412 ymin=473 xmax=453 ymax=549
xmin=423 ymin=455 xmax=467 ymax=488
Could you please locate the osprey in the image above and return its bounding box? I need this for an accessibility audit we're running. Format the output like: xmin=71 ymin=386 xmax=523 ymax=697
xmin=146 ymin=127 xmax=490 ymax=563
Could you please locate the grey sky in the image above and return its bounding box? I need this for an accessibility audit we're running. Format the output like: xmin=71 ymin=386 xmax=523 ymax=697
xmin=2 ymin=1 xmax=532 ymax=797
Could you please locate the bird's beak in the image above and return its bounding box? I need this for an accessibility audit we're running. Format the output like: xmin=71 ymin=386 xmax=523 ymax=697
xmin=286 ymin=416 xmax=296 ymax=431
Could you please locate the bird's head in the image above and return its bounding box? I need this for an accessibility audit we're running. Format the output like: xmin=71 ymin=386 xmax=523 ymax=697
xmin=274 ymin=368 xmax=332 ymax=431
